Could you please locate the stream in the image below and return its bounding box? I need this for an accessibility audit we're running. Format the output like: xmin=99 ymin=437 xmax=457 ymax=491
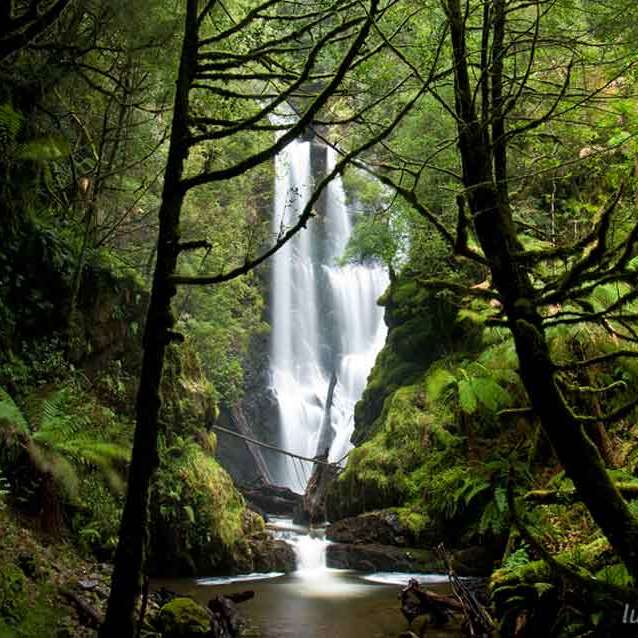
xmin=153 ymin=518 xmax=463 ymax=638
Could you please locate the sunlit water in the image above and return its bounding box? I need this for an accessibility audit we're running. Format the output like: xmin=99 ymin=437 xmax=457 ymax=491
xmin=153 ymin=518 xmax=462 ymax=638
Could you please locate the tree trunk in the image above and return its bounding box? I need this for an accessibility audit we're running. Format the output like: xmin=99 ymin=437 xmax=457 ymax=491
xmin=99 ymin=2 xmax=199 ymax=636
xmin=444 ymin=0 xmax=638 ymax=581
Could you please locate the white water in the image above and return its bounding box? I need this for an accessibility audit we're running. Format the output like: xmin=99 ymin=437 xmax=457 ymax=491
xmin=270 ymin=142 xmax=389 ymax=492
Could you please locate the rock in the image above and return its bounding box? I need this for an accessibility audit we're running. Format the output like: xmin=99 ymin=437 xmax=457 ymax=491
xmin=158 ymin=597 xmax=211 ymax=637
xmin=241 ymin=482 xmax=303 ymax=517
xmin=326 ymin=510 xmax=426 ymax=546
xmin=451 ymin=545 xmax=499 ymax=577
xmin=242 ymin=535 xmax=296 ymax=573
xmin=78 ymin=578 xmax=99 ymax=590
xmin=326 ymin=543 xmax=441 ymax=573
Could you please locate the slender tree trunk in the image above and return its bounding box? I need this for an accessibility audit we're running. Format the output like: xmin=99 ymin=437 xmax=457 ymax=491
xmin=444 ymin=0 xmax=638 ymax=581
xmin=99 ymin=3 xmax=199 ymax=636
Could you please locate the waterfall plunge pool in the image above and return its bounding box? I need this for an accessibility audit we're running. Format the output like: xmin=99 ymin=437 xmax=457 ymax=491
xmin=152 ymin=518 xmax=463 ymax=638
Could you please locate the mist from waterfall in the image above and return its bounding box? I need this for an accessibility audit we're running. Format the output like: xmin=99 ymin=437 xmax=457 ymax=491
xmin=270 ymin=139 xmax=389 ymax=493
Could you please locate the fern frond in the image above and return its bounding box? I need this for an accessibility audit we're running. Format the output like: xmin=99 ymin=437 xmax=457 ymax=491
xmin=0 ymin=103 xmax=24 ymax=147
xmin=0 ymin=386 xmax=30 ymax=435
xmin=470 ymin=377 xmax=513 ymax=411
xmin=425 ymin=367 xmax=456 ymax=402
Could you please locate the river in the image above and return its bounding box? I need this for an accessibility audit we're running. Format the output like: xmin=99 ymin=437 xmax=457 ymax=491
xmin=153 ymin=518 xmax=463 ymax=638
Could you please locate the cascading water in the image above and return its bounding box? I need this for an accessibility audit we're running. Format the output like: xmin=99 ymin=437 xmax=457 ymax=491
xmin=270 ymin=139 xmax=389 ymax=493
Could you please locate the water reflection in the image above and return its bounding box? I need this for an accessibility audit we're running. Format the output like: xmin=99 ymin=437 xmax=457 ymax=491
xmin=154 ymin=570 xmax=462 ymax=638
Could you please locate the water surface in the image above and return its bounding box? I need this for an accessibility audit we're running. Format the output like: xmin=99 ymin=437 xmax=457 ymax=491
xmin=153 ymin=569 xmax=463 ymax=638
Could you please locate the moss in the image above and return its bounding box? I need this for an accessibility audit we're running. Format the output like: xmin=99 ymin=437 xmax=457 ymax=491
xmin=394 ymin=506 xmax=432 ymax=538
xmin=158 ymin=598 xmax=210 ymax=637
xmin=0 ymin=564 xmax=26 ymax=626
xmin=328 ymin=380 xmax=460 ymax=520
xmin=149 ymin=437 xmax=251 ymax=575
xmin=491 ymin=538 xmax=612 ymax=589
xmin=352 ymin=274 xmax=481 ymax=445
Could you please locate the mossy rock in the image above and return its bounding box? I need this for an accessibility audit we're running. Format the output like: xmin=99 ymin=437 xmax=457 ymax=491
xmin=158 ymin=597 xmax=211 ymax=637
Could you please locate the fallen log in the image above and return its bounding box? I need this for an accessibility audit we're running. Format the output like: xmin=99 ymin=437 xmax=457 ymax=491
xmin=400 ymin=578 xmax=463 ymax=629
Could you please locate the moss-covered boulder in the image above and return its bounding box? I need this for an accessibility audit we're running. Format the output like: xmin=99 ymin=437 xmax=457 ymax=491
xmin=352 ymin=275 xmax=481 ymax=445
xmin=158 ymin=598 xmax=211 ymax=638
xmin=148 ymin=437 xmax=250 ymax=577
xmin=326 ymin=509 xmax=436 ymax=547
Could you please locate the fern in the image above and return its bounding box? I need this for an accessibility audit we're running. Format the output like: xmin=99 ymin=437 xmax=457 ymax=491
xmin=0 ymin=103 xmax=24 ymax=149
xmin=0 ymin=386 xmax=130 ymax=502
xmin=424 ymin=360 xmax=514 ymax=416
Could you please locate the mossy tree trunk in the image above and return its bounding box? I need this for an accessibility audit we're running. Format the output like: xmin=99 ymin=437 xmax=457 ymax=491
xmin=98 ymin=2 xmax=199 ymax=636
xmin=443 ymin=0 xmax=638 ymax=581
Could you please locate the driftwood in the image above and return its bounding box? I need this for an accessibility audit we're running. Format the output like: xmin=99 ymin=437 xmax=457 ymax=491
xmin=208 ymin=590 xmax=254 ymax=638
xmin=400 ymin=578 xmax=463 ymax=633
xmin=437 ymin=544 xmax=494 ymax=637
xmin=59 ymin=586 xmax=103 ymax=628
xmin=294 ymin=448 xmax=339 ymax=524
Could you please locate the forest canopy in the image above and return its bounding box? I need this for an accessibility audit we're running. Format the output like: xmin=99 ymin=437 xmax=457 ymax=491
xmin=3 ymin=1 xmax=638 ymax=637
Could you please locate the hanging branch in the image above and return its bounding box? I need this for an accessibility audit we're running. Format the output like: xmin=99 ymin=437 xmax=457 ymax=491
xmin=0 ymin=0 xmax=73 ymax=61
xmin=171 ymin=76 xmax=428 ymax=286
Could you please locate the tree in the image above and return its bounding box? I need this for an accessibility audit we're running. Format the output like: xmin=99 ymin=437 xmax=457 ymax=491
xmin=356 ymin=0 xmax=638 ymax=581
xmin=98 ymin=0 xmax=394 ymax=633
xmin=0 ymin=0 xmax=73 ymax=61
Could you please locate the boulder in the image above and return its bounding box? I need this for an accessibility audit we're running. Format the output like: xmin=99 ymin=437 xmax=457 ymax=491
xmin=244 ymin=535 xmax=296 ymax=573
xmin=158 ymin=597 xmax=211 ymax=637
xmin=326 ymin=510 xmax=429 ymax=546
xmin=326 ymin=543 xmax=441 ymax=573
xmin=451 ymin=545 xmax=500 ymax=577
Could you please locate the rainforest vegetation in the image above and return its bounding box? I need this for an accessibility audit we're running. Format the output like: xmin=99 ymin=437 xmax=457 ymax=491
xmin=3 ymin=0 xmax=638 ymax=636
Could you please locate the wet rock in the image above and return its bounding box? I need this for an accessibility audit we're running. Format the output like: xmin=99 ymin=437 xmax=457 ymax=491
xmin=326 ymin=543 xmax=441 ymax=573
xmin=239 ymin=535 xmax=296 ymax=573
xmin=326 ymin=510 xmax=428 ymax=547
xmin=451 ymin=545 xmax=500 ymax=577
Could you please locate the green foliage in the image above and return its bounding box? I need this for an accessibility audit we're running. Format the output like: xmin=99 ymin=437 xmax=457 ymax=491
xmin=0 ymin=564 xmax=26 ymax=627
xmin=503 ymin=543 xmax=531 ymax=571
xmin=0 ymin=386 xmax=129 ymax=501
xmin=0 ymin=103 xmax=23 ymax=150
xmin=151 ymin=434 xmax=247 ymax=571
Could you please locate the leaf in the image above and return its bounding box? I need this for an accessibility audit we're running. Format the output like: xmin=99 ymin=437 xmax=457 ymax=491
xmin=458 ymin=379 xmax=477 ymax=414
xmin=16 ymin=136 xmax=70 ymax=161
xmin=183 ymin=505 xmax=196 ymax=524
xmin=471 ymin=377 xmax=512 ymax=411
xmin=425 ymin=368 xmax=456 ymax=402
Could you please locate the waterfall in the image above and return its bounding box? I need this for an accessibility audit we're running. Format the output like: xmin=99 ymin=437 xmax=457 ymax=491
xmin=270 ymin=139 xmax=389 ymax=492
